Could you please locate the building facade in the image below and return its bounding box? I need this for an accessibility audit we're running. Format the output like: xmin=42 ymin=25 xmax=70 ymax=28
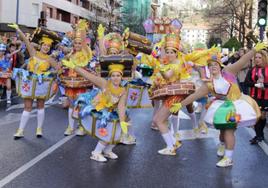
xmin=0 ymin=0 xmax=121 ymax=32
xmin=181 ymin=24 xmax=209 ymax=48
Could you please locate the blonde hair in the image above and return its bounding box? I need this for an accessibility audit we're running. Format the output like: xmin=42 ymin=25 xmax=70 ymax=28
xmin=254 ymin=50 xmax=268 ymax=67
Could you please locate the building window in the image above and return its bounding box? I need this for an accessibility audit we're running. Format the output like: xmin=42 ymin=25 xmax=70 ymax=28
xmin=57 ymin=9 xmax=71 ymax=23
xmin=82 ymin=0 xmax=89 ymax=9
xmin=46 ymin=7 xmax=53 ymax=18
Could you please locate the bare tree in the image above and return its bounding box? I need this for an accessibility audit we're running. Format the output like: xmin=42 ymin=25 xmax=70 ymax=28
xmin=203 ymin=0 xmax=254 ymax=46
xmin=103 ymin=0 xmax=122 ymax=32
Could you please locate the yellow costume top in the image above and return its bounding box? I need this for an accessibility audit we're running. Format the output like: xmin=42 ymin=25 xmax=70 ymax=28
xmin=66 ymin=47 xmax=92 ymax=77
xmin=93 ymin=80 xmax=125 ymax=111
xmin=69 ymin=47 xmax=92 ymax=68
xmin=28 ymin=51 xmax=50 ymax=75
xmin=162 ymin=63 xmax=181 ymax=83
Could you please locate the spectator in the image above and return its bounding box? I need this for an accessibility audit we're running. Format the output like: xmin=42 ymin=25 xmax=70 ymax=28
xmin=8 ymin=41 xmax=24 ymax=69
xmin=245 ymin=50 xmax=268 ymax=144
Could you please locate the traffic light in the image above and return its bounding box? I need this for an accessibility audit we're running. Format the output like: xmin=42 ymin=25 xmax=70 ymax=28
xmin=258 ymin=0 xmax=268 ymax=27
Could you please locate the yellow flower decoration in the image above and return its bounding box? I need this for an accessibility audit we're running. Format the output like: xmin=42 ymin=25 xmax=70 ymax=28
xmin=69 ymin=50 xmax=91 ymax=67
xmin=170 ymin=103 xmax=182 ymax=113
xmin=94 ymin=93 xmax=113 ymax=111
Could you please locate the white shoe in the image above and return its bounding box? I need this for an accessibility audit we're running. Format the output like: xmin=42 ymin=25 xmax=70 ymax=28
xmin=90 ymin=151 xmax=107 ymax=162
xmin=64 ymin=126 xmax=74 ymax=136
xmin=103 ymin=151 xmax=118 ymax=159
xmin=120 ymin=134 xmax=136 ymax=145
xmin=216 ymin=156 xmax=233 ymax=167
xmin=75 ymin=126 xmax=85 ymax=136
xmin=158 ymin=147 xmax=176 ymax=156
xmin=36 ymin=127 xmax=43 ymax=138
xmin=14 ymin=128 xmax=24 ymax=139
xmin=217 ymin=143 xmax=225 ymax=157
xmin=7 ymin=99 xmax=11 ymax=104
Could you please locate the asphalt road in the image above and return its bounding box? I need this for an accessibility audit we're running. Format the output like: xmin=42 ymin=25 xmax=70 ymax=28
xmin=0 ymin=98 xmax=268 ymax=188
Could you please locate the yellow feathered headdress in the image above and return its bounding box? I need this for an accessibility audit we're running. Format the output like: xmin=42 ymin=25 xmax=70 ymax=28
xmin=39 ymin=36 xmax=54 ymax=46
xmin=185 ymin=46 xmax=221 ymax=66
xmin=74 ymin=19 xmax=88 ymax=41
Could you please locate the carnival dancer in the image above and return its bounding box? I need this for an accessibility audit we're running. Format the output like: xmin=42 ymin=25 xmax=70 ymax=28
xmin=62 ymin=20 xmax=93 ymax=136
xmin=0 ymin=42 xmax=12 ymax=104
xmin=148 ymin=38 xmax=198 ymax=138
xmin=151 ymin=34 xmax=193 ymax=155
xmin=98 ymin=25 xmax=136 ymax=145
xmin=62 ymin=59 xmax=129 ymax=162
xmin=245 ymin=50 xmax=268 ymax=144
xmin=8 ymin=23 xmax=59 ymax=139
xmin=170 ymin=43 xmax=267 ymax=167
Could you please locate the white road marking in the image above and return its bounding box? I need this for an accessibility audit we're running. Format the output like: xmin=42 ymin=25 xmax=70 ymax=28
xmin=0 ymin=96 xmax=19 ymax=103
xmin=6 ymin=101 xmax=58 ymax=112
xmin=6 ymin=103 xmax=25 ymax=112
xmin=0 ymin=135 xmax=75 ymax=187
xmin=178 ymin=128 xmax=219 ymax=141
xmin=1 ymin=102 xmax=57 ymax=126
xmin=0 ymin=113 xmax=35 ymax=126
xmin=245 ymin=127 xmax=268 ymax=156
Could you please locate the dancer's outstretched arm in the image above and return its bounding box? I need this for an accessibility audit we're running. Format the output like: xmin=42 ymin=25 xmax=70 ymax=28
xmin=225 ymin=43 xmax=268 ymax=75
xmin=170 ymin=84 xmax=209 ymax=113
xmin=72 ymin=65 xmax=106 ymax=89
xmin=8 ymin=23 xmax=35 ymax=57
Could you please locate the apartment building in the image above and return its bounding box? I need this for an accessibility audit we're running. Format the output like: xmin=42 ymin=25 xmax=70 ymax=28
xmin=0 ymin=0 xmax=121 ymax=32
